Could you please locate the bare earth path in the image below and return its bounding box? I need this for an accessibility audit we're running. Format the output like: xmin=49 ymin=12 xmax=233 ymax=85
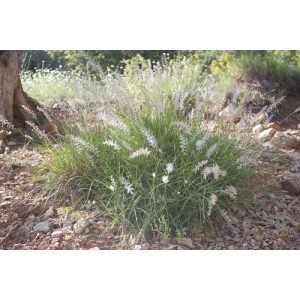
xmin=1 ymin=129 xmax=300 ymax=250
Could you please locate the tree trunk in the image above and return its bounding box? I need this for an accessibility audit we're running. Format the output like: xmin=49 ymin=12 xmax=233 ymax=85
xmin=0 ymin=50 xmax=56 ymax=152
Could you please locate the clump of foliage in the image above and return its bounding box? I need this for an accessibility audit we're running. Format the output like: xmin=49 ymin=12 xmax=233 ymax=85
xmin=34 ymin=54 xmax=260 ymax=242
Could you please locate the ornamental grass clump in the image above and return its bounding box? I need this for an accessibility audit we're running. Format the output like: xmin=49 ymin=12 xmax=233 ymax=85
xmin=43 ymin=99 xmax=259 ymax=241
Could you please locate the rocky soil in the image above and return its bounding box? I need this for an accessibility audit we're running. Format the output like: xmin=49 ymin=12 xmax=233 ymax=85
xmin=1 ymin=121 xmax=300 ymax=250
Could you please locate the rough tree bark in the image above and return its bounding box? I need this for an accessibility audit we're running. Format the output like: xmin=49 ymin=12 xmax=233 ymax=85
xmin=0 ymin=50 xmax=56 ymax=152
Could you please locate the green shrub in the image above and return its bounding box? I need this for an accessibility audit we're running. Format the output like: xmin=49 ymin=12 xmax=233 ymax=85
xmin=41 ymin=99 xmax=259 ymax=241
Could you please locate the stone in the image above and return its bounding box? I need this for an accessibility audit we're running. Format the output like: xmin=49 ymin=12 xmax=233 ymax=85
xmin=255 ymin=234 xmax=264 ymax=241
xmin=270 ymin=134 xmax=300 ymax=150
xmin=97 ymin=220 xmax=105 ymax=227
xmin=165 ymin=245 xmax=178 ymax=250
xmin=74 ymin=218 xmax=89 ymax=234
xmin=89 ymin=247 xmax=100 ymax=250
xmin=34 ymin=221 xmax=50 ymax=233
xmin=51 ymin=230 xmax=63 ymax=238
xmin=228 ymin=245 xmax=235 ymax=250
xmin=257 ymin=128 xmax=276 ymax=142
xmin=267 ymin=122 xmax=280 ymax=130
xmin=0 ymin=140 xmax=5 ymax=154
xmin=280 ymin=173 xmax=300 ymax=195
xmin=158 ymin=232 xmax=170 ymax=246
xmin=132 ymin=245 xmax=142 ymax=250
xmin=0 ymin=130 xmax=5 ymax=140
xmin=0 ymin=200 xmax=11 ymax=208
xmin=218 ymin=104 xmax=242 ymax=122
xmin=175 ymin=238 xmax=195 ymax=249
xmin=43 ymin=206 xmax=55 ymax=219
xmin=252 ymin=124 xmax=264 ymax=134
xmin=141 ymin=243 xmax=150 ymax=250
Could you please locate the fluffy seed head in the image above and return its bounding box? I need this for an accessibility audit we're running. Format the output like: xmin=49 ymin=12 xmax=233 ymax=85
xmin=129 ymin=148 xmax=151 ymax=159
xmin=166 ymin=163 xmax=174 ymax=174
xmin=141 ymin=128 xmax=159 ymax=150
xmin=195 ymin=135 xmax=210 ymax=151
xmin=109 ymin=176 xmax=116 ymax=191
xmin=98 ymin=111 xmax=129 ymax=133
xmin=162 ymin=175 xmax=169 ymax=184
xmin=193 ymin=160 xmax=208 ymax=173
xmin=174 ymin=121 xmax=192 ymax=135
xmin=206 ymin=143 xmax=217 ymax=158
xmin=237 ymin=155 xmax=257 ymax=168
xmin=207 ymin=193 xmax=218 ymax=216
xmin=202 ymin=164 xmax=227 ymax=180
xmin=103 ymin=140 xmax=120 ymax=150
xmin=179 ymin=134 xmax=188 ymax=154
xmin=120 ymin=176 xmax=134 ymax=194
xmin=222 ymin=186 xmax=238 ymax=199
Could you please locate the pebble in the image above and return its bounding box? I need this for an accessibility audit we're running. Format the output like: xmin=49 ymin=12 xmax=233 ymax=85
xmin=97 ymin=220 xmax=105 ymax=227
xmin=74 ymin=218 xmax=89 ymax=234
xmin=43 ymin=206 xmax=55 ymax=219
xmin=175 ymin=238 xmax=195 ymax=249
xmin=252 ymin=124 xmax=264 ymax=134
xmin=165 ymin=245 xmax=178 ymax=250
xmin=0 ymin=200 xmax=11 ymax=208
xmin=51 ymin=230 xmax=63 ymax=238
xmin=141 ymin=243 xmax=150 ymax=250
xmin=257 ymin=128 xmax=276 ymax=142
xmin=89 ymin=247 xmax=100 ymax=250
xmin=132 ymin=245 xmax=142 ymax=250
xmin=34 ymin=221 xmax=50 ymax=233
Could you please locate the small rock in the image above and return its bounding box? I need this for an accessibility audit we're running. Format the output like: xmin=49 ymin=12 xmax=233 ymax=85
xmin=267 ymin=122 xmax=280 ymax=130
xmin=51 ymin=230 xmax=63 ymax=238
xmin=53 ymin=242 xmax=60 ymax=248
xmin=177 ymin=246 xmax=185 ymax=250
xmin=252 ymin=124 xmax=264 ymax=134
xmin=89 ymin=247 xmax=100 ymax=250
xmin=132 ymin=245 xmax=142 ymax=250
xmin=0 ymin=200 xmax=11 ymax=208
xmin=257 ymin=128 xmax=276 ymax=142
xmin=228 ymin=245 xmax=235 ymax=250
xmin=175 ymin=238 xmax=195 ymax=249
xmin=12 ymin=213 xmax=19 ymax=220
xmin=158 ymin=232 xmax=170 ymax=246
xmin=141 ymin=243 xmax=150 ymax=250
xmin=7 ymin=141 xmax=17 ymax=146
xmin=34 ymin=221 xmax=50 ymax=233
xmin=280 ymin=173 xmax=300 ymax=195
xmin=255 ymin=234 xmax=264 ymax=241
xmin=0 ymin=130 xmax=5 ymax=140
xmin=43 ymin=206 xmax=55 ymax=219
xmin=218 ymin=104 xmax=242 ymax=122
xmin=74 ymin=218 xmax=89 ymax=234
xmin=84 ymin=228 xmax=90 ymax=234
xmin=97 ymin=220 xmax=105 ymax=227
xmin=270 ymin=134 xmax=299 ymax=150
xmin=0 ymin=140 xmax=5 ymax=154
xmin=165 ymin=245 xmax=178 ymax=250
